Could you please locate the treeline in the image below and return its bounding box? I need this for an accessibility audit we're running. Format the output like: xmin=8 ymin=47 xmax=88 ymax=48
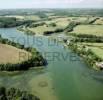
xmin=0 ymin=86 xmax=40 ymax=100
xmin=69 ymin=42 xmax=102 ymax=70
xmin=65 ymin=21 xmax=79 ymax=32
xmin=80 ymin=17 xmax=99 ymax=25
xmin=0 ymin=55 xmax=46 ymax=71
xmin=19 ymin=22 xmax=62 ymax=35
xmin=0 ymin=35 xmax=47 ymax=71
xmin=72 ymin=34 xmax=103 ymax=43
xmin=0 ymin=17 xmax=34 ymax=28
xmin=87 ymin=18 xmax=99 ymax=24
xmin=53 ymin=9 xmax=103 ymax=17
xmin=43 ymin=28 xmax=64 ymax=35
xmin=0 ymin=9 xmax=103 ymax=17
xmin=29 ymin=22 xmax=46 ymax=28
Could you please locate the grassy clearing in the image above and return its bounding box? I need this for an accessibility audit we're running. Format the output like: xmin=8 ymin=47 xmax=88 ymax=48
xmin=22 ymin=17 xmax=70 ymax=35
xmin=51 ymin=17 xmax=69 ymax=22
xmin=28 ymin=25 xmax=58 ymax=35
xmin=78 ymin=42 xmax=103 ymax=59
xmin=55 ymin=18 xmax=70 ymax=28
xmin=0 ymin=43 xmax=31 ymax=64
xmin=89 ymin=47 xmax=103 ymax=59
xmin=70 ymin=25 xmax=103 ymax=36
xmin=84 ymin=43 xmax=103 ymax=59
xmin=24 ymin=15 xmax=41 ymax=20
xmin=46 ymin=17 xmax=70 ymax=28
xmin=68 ymin=17 xmax=87 ymax=22
xmin=48 ymin=15 xmax=64 ymax=19
xmin=80 ymin=43 xmax=103 ymax=47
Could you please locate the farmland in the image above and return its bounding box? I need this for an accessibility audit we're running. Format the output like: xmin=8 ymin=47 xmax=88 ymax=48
xmin=14 ymin=11 xmax=103 ymax=70
xmin=89 ymin=47 xmax=103 ymax=59
xmin=78 ymin=43 xmax=103 ymax=59
xmin=0 ymin=43 xmax=31 ymax=64
xmin=70 ymin=25 xmax=103 ymax=36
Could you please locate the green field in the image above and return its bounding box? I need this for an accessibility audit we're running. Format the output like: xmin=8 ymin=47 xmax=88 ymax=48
xmin=28 ymin=25 xmax=58 ymax=35
xmin=25 ymin=17 xmax=70 ymax=35
xmin=79 ymin=43 xmax=103 ymax=59
xmin=80 ymin=43 xmax=103 ymax=47
xmin=89 ymin=47 xmax=103 ymax=59
xmin=45 ymin=17 xmax=70 ymax=27
xmin=70 ymin=25 xmax=103 ymax=36
xmin=24 ymin=15 xmax=41 ymax=20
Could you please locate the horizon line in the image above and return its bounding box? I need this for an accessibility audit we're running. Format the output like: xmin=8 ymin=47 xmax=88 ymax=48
xmin=0 ymin=7 xmax=103 ymax=10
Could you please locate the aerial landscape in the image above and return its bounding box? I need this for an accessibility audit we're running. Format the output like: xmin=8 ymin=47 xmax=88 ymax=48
xmin=0 ymin=0 xmax=103 ymax=100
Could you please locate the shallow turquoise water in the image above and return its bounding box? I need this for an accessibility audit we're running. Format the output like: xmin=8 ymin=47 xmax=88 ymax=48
xmin=0 ymin=28 xmax=103 ymax=100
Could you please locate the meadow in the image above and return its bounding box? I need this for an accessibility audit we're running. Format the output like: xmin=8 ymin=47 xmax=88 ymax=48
xmin=79 ymin=43 xmax=103 ymax=59
xmin=70 ymin=25 xmax=103 ymax=36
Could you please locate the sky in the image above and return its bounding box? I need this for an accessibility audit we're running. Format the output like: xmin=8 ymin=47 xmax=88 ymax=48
xmin=0 ymin=0 xmax=103 ymax=9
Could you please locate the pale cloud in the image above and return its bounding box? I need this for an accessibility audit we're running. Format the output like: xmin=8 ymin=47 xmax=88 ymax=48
xmin=0 ymin=0 xmax=103 ymax=9
xmin=31 ymin=0 xmax=84 ymax=4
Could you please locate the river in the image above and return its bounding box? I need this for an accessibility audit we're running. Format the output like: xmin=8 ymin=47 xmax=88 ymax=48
xmin=0 ymin=28 xmax=103 ymax=100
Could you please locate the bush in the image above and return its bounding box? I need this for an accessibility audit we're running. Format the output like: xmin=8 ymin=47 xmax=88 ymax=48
xmin=0 ymin=87 xmax=40 ymax=100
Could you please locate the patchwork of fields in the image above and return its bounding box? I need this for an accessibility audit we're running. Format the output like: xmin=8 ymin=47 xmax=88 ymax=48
xmin=0 ymin=9 xmax=103 ymax=100
xmin=1 ymin=11 xmax=103 ymax=70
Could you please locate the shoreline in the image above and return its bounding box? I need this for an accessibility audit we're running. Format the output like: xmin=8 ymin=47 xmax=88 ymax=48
xmin=67 ymin=41 xmax=102 ymax=70
xmin=0 ymin=35 xmax=46 ymax=71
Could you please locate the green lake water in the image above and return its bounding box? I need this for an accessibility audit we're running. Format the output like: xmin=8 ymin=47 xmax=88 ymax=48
xmin=0 ymin=28 xmax=103 ymax=100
